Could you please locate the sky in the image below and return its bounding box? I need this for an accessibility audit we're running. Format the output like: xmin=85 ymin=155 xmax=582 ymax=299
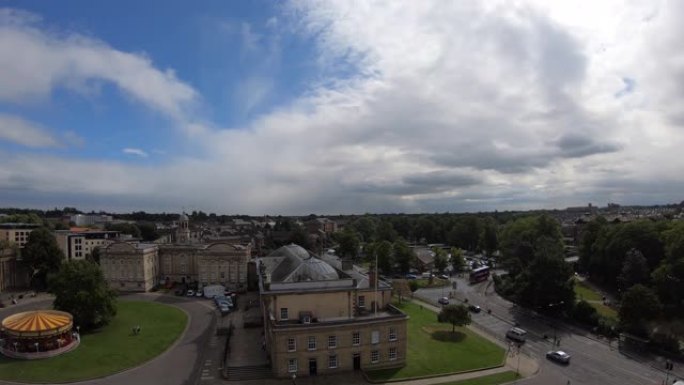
xmin=1 ymin=0 xmax=683 ymax=215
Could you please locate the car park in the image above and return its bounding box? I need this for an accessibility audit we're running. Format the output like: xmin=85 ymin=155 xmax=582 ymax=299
xmin=546 ymin=350 xmax=571 ymax=364
xmin=468 ymin=304 xmax=482 ymax=313
xmin=438 ymin=297 xmax=450 ymax=305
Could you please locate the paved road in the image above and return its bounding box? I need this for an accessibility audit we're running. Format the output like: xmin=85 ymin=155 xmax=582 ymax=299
xmin=0 ymin=293 xmax=216 ymax=385
xmin=417 ymin=276 xmax=676 ymax=385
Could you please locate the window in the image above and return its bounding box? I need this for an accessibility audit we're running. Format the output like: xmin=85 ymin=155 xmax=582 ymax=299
xmin=371 ymin=330 xmax=379 ymax=344
xmin=288 ymin=359 xmax=297 ymax=373
xmin=281 ymin=308 xmax=289 ymax=320
xmin=328 ymin=335 xmax=337 ymax=349
xmin=389 ymin=347 xmax=397 ymax=361
xmin=328 ymin=355 xmax=338 ymax=369
xmin=308 ymin=336 xmax=316 ymax=351
xmin=371 ymin=350 xmax=379 ymax=364
xmin=358 ymin=295 xmax=365 ymax=308
xmin=389 ymin=327 xmax=397 ymax=341
xmin=352 ymin=332 xmax=360 ymax=346
xmin=287 ymin=337 xmax=296 ymax=352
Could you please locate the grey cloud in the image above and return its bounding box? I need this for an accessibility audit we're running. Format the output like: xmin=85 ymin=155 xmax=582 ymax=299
xmin=555 ymin=134 xmax=622 ymax=158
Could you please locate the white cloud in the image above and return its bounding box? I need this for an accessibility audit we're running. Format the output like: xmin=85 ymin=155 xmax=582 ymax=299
xmin=122 ymin=148 xmax=149 ymax=158
xmin=0 ymin=8 xmax=198 ymax=122
xmin=0 ymin=113 xmax=61 ymax=147
xmin=2 ymin=1 xmax=684 ymax=214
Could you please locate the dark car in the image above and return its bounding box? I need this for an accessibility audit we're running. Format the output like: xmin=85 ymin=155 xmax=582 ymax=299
xmin=468 ymin=304 xmax=482 ymax=313
xmin=438 ymin=297 xmax=449 ymax=305
xmin=546 ymin=350 xmax=571 ymax=364
xmin=174 ymin=289 xmax=185 ymax=296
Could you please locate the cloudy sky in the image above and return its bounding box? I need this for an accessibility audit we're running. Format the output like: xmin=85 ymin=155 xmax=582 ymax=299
xmin=1 ymin=0 xmax=683 ymax=215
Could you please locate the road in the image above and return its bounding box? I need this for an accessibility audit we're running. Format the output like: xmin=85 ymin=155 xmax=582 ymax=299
xmin=0 ymin=292 xmax=217 ymax=385
xmin=416 ymin=275 xmax=674 ymax=385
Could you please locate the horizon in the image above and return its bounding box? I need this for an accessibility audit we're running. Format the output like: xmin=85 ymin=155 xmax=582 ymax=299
xmin=2 ymin=1 xmax=684 ymax=214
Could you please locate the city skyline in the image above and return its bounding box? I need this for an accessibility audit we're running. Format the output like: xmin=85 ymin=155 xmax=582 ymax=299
xmin=1 ymin=1 xmax=683 ymax=215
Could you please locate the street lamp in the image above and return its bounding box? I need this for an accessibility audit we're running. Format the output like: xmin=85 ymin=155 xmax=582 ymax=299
xmin=13 ymin=342 xmax=18 ymax=352
xmin=34 ymin=342 xmax=39 ymax=353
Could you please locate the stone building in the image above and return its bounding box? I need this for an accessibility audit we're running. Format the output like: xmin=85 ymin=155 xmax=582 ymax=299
xmin=100 ymin=214 xmax=251 ymax=292
xmin=259 ymin=244 xmax=408 ymax=378
xmin=100 ymin=242 xmax=159 ymax=292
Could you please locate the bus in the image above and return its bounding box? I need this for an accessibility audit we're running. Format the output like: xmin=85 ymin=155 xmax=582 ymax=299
xmin=469 ymin=266 xmax=490 ymax=284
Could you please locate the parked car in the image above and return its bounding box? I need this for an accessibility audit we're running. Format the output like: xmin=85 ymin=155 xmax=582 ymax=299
xmin=218 ymin=303 xmax=231 ymax=314
xmin=174 ymin=288 xmax=185 ymax=296
xmin=438 ymin=297 xmax=449 ymax=305
xmin=186 ymin=289 xmax=195 ymax=297
xmin=195 ymin=290 xmax=203 ymax=297
xmin=468 ymin=304 xmax=482 ymax=313
xmin=546 ymin=350 xmax=571 ymax=364
xmin=405 ymin=274 xmax=418 ymax=280
xmin=438 ymin=274 xmax=449 ymax=280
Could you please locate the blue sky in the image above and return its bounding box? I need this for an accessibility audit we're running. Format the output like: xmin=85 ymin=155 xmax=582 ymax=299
xmin=1 ymin=1 xmax=683 ymax=214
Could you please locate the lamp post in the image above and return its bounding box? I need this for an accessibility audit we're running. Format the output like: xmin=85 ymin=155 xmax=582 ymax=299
xmin=34 ymin=342 xmax=39 ymax=353
xmin=13 ymin=342 xmax=18 ymax=352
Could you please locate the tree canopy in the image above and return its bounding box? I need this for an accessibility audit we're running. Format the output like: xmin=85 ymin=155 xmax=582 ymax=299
xmin=50 ymin=260 xmax=117 ymax=331
xmin=22 ymin=227 xmax=65 ymax=289
xmin=438 ymin=304 xmax=472 ymax=332
xmin=618 ymin=284 xmax=661 ymax=337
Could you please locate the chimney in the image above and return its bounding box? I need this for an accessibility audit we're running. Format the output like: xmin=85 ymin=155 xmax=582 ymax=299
xmin=369 ymin=270 xmax=377 ymax=289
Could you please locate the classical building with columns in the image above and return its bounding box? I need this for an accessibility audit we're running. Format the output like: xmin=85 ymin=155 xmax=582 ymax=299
xmin=101 ymin=214 xmax=251 ymax=292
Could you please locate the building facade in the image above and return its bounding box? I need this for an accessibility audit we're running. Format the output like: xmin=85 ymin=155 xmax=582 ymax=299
xmin=54 ymin=229 xmax=120 ymax=261
xmin=259 ymin=244 xmax=407 ymax=378
xmin=0 ymin=223 xmax=40 ymax=249
xmin=101 ymin=242 xmax=159 ymax=292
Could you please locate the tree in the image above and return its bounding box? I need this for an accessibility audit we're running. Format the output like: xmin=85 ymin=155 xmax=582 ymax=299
xmin=408 ymin=280 xmax=419 ymax=295
xmin=433 ymin=247 xmax=448 ymax=273
xmin=22 ymin=227 xmax=65 ymax=289
xmin=375 ymin=240 xmax=394 ymax=273
xmin=450 ymin=248 xmax=465 ymax=272
xmin=619 ymin=284 xmax=661 ymax=337
xmin=480 ymin=217 xmax=499 ymax=256
xmin=287 ymin=225 xmax=311 ymax=250
xmin=106 ymin=223 xmax=141 ymax=238
xmin=335 ymin=229 xmax=360 ymax=259
xmin=617 ymin=248 xmax=650 ymax=291
xmin=50 ymin=260 xmax=117 ymax=331
xmin=138 ymin=222 xmax=159 ymax=242
xmin=393 ymin=239 xmax=415 ymax=274
xmin=438 ymin=304 xmax=471 ymax=332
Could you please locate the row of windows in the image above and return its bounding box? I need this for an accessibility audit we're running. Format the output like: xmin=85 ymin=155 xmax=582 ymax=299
xmin=286 ymin=329 xmax=397 ymax=352
xmin=287 ymin=348 xmax=398 ymax=372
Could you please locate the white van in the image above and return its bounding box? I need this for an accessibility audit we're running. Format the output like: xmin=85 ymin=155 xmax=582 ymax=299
xmin=506 ymin=327 xmax=527 ymax=342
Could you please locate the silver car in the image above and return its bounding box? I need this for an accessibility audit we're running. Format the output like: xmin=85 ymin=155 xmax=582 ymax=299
xmin=546 ymin=350 xmax=571 ymax=364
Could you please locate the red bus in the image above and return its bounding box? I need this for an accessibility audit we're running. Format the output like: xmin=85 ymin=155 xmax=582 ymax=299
xmin=469 ymin=266 xmax=490 ymax=284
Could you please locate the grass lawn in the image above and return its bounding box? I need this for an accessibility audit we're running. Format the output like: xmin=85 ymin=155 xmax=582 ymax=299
xmin=574 ymin=280 xmax=603 ymax=302
xmin=0 ymin=300 xmax=187 ymax=383
xmin=573 ymin=279 xmax=618 ymax=320
xmin=366 ymin=301 xmax=505 ymax=381
xmin=436 ymin=371 xmax=520 ymax=385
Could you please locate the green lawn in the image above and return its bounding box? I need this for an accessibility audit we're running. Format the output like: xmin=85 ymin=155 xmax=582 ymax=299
xmin=366 ymin=301 xmax=505 ymax=381
xmin=0 ymin=300 xmax=187 ymax=383
xmin=437 ymin=371 xmax=520 ymax=385
xmin=573 ymin=279 xmax=618 ymax=320
xmin=574 ymin=280 xmax=603 ymax=302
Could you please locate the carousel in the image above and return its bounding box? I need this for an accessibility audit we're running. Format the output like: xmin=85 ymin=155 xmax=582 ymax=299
xmin=0 ymin=310 xmax=80 ymax=359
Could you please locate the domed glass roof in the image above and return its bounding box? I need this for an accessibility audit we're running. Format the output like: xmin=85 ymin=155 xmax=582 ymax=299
xmin=267 ymin=244 xmax=339 ymax=282
xmin=179 ymin=213 xmax=189 ymax=221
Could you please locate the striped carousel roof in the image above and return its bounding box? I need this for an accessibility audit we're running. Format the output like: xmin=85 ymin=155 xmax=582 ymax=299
xmin=1 ymin=310 xmax=73 ymax=337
